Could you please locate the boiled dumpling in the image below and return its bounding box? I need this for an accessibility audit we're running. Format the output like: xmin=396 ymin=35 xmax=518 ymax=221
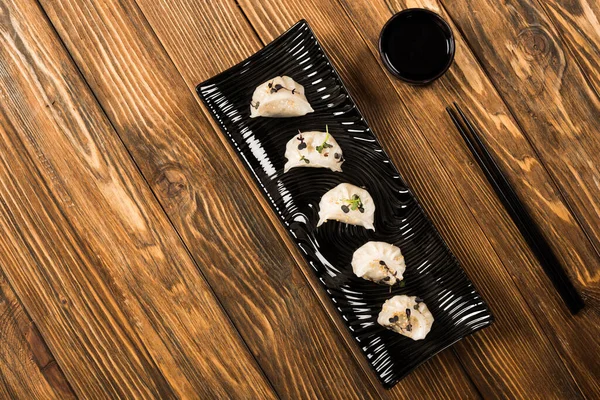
xmin=352 ymin=241 xmax=405 ymax=285
xmin=250 ymin=76 xmax=314 ymax=118
xmin=317 ymin=183 xmax=375 ymax=230
xmin=284 ymin=128 xmax=344 ymax=173
xmin=378 ymin=295 xmax=434 ymax=340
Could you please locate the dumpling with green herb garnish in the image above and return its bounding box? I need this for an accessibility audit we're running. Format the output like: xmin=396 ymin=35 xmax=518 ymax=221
xmin=378 ymin=295 xmax=434 ymax=340
xmin=284 ymin=127 xmax=344 ymax=173
xmin=250 ymin=76 xmax=314 ymax=118
xmin=317 ymin=183 xmax=375 ymax=230
xmin=352 ymin=241 xmax=405 ymax=285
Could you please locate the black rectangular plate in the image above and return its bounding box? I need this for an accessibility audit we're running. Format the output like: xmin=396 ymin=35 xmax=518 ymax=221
xmin=197 ymin=20 xmax=493 ymax=389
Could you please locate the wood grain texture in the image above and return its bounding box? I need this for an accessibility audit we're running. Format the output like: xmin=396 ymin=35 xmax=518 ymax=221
xmin=337 ymin=0 xmax=600 ymax=396
xmin=441 ymin=0 xmax=600 ymax=302
xmin=0 ymin=271 xmax=75 ymax=400
xmin=0 ymin=0 xmax=275 ymax=398
xmin=123 ymin=0 xmax=481 ymax=398
xmin=234 ymin=0 xmax=588 ymax=398
xmin=536 ymin=0 xmax=600 ymax=96
xmin=2 ymin=0 xmax=598 ymax=397
xmin=37 ymin=0 xmax=394 ymax=398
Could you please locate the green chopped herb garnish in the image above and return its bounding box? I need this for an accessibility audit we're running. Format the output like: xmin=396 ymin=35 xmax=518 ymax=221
xmin=344 ymin=193 xmax=363 ymax=211
xmin=316 ymin=125 xmax=334 ymax=153
xmin=399 ymin=280 xmax=406 ymax=288
xmin=300 ymin=155 xmax=310 ymax=164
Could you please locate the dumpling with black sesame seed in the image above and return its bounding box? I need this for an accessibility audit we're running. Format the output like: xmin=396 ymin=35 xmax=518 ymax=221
xmin=352 ymin=241 xmax=405 ymax=285
xmin=317 ymin=183 xmax=375 ymax=230
xmin=284 ymin=127 xmax=344 ymax=173
xmin=378 ymin=295 xmax=434 ymax=340
xmin=250 ymin=76 xmax=314 ymax=118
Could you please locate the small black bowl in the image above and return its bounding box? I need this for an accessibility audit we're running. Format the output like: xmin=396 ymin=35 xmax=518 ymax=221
xmin=379 ymin=8 xmax=455 ymax=85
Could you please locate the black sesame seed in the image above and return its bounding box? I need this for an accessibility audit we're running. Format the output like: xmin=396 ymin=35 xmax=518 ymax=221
xmin=379 ymin=260 xmax=386 ymax=265
xmin=358 ymin=206 xmax=365 ymax=213
xmin=334 ymin=152 xmax=340 ymax=159
xmin=270 ymin=83 xmax=285 ymax=93
xmin=414 ymin=304 xmax=419 ymax=310
xmin=297 ymin=142 xmax=307 ymax=150
xmin=382 ymin=276 xmax=390 ymax=282
xmin=341 ymin=205 xmax=350 ymax=213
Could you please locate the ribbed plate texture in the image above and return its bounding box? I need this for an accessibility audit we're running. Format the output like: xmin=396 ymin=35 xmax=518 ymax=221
xmin=197 ymin=20 xmax=493 ymax=388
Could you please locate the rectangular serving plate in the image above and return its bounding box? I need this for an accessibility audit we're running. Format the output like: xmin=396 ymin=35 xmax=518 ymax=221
xmin=197 ymin=20 xmax=493 ymax=389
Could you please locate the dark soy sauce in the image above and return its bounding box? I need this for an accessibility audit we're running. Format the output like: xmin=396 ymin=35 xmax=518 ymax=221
xmin=380 ymin=10 xmax=454 ymax=83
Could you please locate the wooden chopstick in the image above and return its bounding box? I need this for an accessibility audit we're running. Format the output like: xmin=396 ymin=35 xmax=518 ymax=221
xmin=446 ymin=103 xmax=584 ymax=315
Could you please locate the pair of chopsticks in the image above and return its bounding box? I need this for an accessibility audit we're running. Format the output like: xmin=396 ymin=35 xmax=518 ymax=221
xmin=446 ymin=103 xmax=584 ymax=315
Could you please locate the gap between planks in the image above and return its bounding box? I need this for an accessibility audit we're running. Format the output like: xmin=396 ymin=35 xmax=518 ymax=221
xmin=129 ymin=0 xmax=584 ymax=396
xmin=433 ymin=0 xmax=600 ymax=276
xmin=220 ymin=2 xmax=416 ymax=394
xmin=118 ymin=0 xmax=387 ymax=395
xmin=133 ymin=0 xmax=481 ymax=395
xmin=374 ymin=0 xmax=593 ymax=384
xmin=341 ymin=0 xmax=595 ymax=395
xmin=424 ymin=1 xmax=594 ymax=393
xmin=321 ymin=0 xmax=583 ymax=394
xmin=234 ymin=0 xmax=594 ymax=397
xmin=434 ymin=0 xmax=600 ymax=303
xmin=29 ymin=0 xmax=280 ymax=396
xmin=34 ymin=0 xmax=394 ymax=396
xmin=2 ymin=0 xmax=277 ymax=397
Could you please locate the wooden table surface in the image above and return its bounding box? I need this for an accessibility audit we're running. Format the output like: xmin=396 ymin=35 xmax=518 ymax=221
xmin=1 ymin=0 xmax=599 ymax=398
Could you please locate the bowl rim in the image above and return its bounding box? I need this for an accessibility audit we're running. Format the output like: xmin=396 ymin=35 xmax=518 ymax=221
xmin=378 ymin=8 xmax=456 ymax=85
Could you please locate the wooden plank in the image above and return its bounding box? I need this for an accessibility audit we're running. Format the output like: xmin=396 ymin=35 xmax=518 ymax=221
xmin=535 ymin=0 xmax=600 ymax=96
xmin=0 ymin=271 xmax=75 ymax=400
xmin=36 ymin=0 xmax=396 ymax=398
xmin=440 ymin=0 xmax=600 ymax=301
xmin=0 ymin=0 xmax=275 ymax=398
xmin=233 ymin=0 xmax=588 ymax=398
xmin=0 ymin=131 xmax=171 ymax=398
xmin=336 ymin=0 xmax=600 ymax=396
xmin=111 ymin=0 xmax=481 ymax=397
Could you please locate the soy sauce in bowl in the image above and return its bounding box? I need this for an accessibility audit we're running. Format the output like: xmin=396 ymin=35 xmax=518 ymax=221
xmin=379 ymin=9 xmax=455 ymax=85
